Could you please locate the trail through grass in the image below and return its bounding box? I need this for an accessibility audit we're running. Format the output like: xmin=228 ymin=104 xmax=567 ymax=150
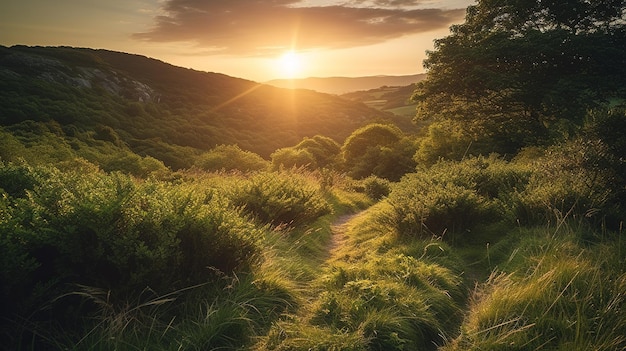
xmin=328 ymin=213 xmax=361 ymax=258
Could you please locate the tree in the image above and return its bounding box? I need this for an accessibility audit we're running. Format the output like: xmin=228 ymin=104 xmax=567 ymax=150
xmin=342 ymin=123 xmax=416 ymax=180
xmin=293 ymin=135 xmax=341 ymax=168
xmin=414 ymin=0 xmax=626 ymax=153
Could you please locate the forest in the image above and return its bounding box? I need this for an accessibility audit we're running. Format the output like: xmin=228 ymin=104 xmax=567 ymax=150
xmin=1 ymin=0 xmax=626 ymax=350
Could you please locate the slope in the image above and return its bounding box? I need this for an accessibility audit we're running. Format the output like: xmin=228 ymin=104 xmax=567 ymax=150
xmin=0 ymin=45 xmax=415 ymax=168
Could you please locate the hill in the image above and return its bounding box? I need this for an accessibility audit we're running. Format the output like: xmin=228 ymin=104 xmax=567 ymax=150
xmin=340 ymin=83 xmax=419 ymax=118
xmin=0 ymin=45 xmax=415 ymax=169
xmin=266 ymin=74 xmax=426 ymax=95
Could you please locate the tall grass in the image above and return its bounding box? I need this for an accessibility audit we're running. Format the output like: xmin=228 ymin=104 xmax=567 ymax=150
xmin=257 ymin=204 xmax=468 ymax=350
xmin=442 ymin=225 xmax=626 ymax=350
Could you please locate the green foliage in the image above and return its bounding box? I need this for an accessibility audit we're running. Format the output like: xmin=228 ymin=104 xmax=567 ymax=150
xmin=271 ymin=147 xmax=317 ymax=170
xmin=514 ymin=138 xmax=623 ymax=228
xmin=195 ymin=144 xmax=269 ymax=172
xmin=385 ymin=156 xmax=526 ymax=241
xmin=359 ymin=176 xmax=392 ymax=201
xmin=271 ymin=135 xmax=343 ymax=171
xmin=342 ymin=123 xmax=417 ymax=180
xmin=413 ymin=0 xmax=626 ymax=153
xmin=0 ymin=163 xmax=276 ymax=347
xmin=294 ymin=135 xmax=342 ymax=168
xmin=414 ymin=120 xmax=474 ymax=165
xmin=231 ymin=171 xmax=331 ymax=227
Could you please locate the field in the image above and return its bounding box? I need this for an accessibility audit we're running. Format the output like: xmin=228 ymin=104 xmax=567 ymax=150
xmin=2 ymin=147 xmax=625 ymax=350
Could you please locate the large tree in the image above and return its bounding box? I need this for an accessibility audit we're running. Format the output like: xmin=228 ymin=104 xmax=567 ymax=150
xmin=413 ymin=0 xmax=626 ymax=153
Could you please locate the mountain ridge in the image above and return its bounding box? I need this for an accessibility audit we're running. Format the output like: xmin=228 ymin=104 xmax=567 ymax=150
xmin=266 ymin=74 xmax=426 ymax=94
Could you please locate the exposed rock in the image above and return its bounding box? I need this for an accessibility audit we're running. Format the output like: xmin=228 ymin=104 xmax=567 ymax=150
xmin=0 ymin=51 xmax=160 ymax=103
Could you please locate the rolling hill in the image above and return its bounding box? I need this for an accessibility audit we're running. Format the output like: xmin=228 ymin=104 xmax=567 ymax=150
xmin=0 ymin=45 xmax=415 ymax=169
xmin=266 ymin=74 xmax=426 ymax=95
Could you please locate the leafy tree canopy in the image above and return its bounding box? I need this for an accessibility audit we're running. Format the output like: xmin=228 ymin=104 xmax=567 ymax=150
xmin=414 ymin=0 xmax=626 ymax=151
xmin=342 ymin=123 xmax=416 ymax=180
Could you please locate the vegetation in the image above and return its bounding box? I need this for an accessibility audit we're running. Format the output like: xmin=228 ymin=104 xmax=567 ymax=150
xmin=1 ymin=0 xmax=625 ymax=349
xmin=413 ymin=0 xmax=626 ymax=157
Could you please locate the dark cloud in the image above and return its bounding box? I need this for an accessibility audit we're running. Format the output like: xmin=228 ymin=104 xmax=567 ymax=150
xmin=132 ymin=0 xmax=465 ymax=55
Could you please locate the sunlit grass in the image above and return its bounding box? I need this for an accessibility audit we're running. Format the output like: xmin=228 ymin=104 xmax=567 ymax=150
xmin=442 ymin=225 xmax=626 ymax=351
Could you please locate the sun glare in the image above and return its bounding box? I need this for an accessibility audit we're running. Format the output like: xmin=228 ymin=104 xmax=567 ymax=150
xmin=277 ymin=50 xmax=303 ymax=79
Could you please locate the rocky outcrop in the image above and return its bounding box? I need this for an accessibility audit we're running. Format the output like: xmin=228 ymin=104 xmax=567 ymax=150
xmin=0 ymin=50 xmax=159 ymax=103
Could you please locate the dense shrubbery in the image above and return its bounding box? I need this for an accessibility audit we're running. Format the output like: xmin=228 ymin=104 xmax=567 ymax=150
xmin=341 ymin=123 xmax=417 ymax=181
xmin=0 ymin=161 xmax=343 ymax=350
xmin=195 ymin=144 xmax=269 ymax=172
xmin=230 ymin=171 xmax=332 ymax=227
xmin=386 ymin=140 xmax=624 ymax=243
xmin=385 ymin=156 xmax=525 ymax=241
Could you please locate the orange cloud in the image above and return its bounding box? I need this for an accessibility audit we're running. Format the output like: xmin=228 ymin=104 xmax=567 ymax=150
xmin=133 ymin=0 xmax=465 ymax=55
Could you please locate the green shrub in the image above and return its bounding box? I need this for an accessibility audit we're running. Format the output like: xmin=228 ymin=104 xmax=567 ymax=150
xmin=231 ymin=171 xmax=331 ymax=227
xmin=360 ymin=176 xmax=391 ymax=200
xmin=0 ymin=161 xmax=42 ymax=198
xmin=195 ymin=144 xmax=269 ymax=173
xmin=270 ymin=147 xmax=317 ymax=170
xmin=0 ymin=165 xmax=265 ymax=329
xmin=386 ymin=173 xmax=499 ymax=240
xmin=383 ymin=156 xmax=535 ymax=242
xmin=514 ymin=139 xmax=622 ymax=228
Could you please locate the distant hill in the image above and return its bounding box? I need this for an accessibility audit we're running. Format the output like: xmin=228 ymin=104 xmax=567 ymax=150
xmin=266 ymin=74 xmax=426 ymax=95
xmin=341 ymin=84 xmax=420 ymax=118
xmin=0 ymin=45 xmax=416 ymax=169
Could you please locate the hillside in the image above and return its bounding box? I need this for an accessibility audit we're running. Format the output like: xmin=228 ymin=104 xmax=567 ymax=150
xmin=340 ymin=83 xmax=419 ymax=117
xmin=0 ymin=45 xmax=415 ymax=168
xmin=266 ymin=74 xmax=426 ymax=95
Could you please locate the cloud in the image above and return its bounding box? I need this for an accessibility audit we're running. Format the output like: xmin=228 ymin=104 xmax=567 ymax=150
xmin=132 ymin=0 xmax=465 ymax=55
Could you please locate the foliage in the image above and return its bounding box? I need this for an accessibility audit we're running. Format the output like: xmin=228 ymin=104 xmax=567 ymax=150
xmin=413 ymin=0 xmax=626 ymax=153
xmin=195 ymin=144 xmax=269 ymax=172
xmin=293 ymin=135 xmax=342 ymax=168
xmin=230 ymin=171 xmax=332 ymax=227
xmin=271 ymin=147 xmax=317 ymax=170
xmin=385 ymin=156 xmax=527 ymax=241
xmin=0 ymin=163 xmax=369 ymax=350
xmin=359 ymin=175 xmax=392 ymax=201
xmin=342 ymin=123 xmax=417 ymax=180
xmin=514 ymin=137 xmax=623 ymax=228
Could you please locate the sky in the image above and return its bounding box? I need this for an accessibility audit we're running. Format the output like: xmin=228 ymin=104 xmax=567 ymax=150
xmin=0 ymin=0 xmax=474 ymax=82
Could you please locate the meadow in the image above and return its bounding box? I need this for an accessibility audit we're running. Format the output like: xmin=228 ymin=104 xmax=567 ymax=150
xmin=2 ymin=133 xmax=625 ymax=350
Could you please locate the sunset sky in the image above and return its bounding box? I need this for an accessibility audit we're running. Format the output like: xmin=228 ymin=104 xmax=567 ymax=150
xmin=0 ymin=0 xmax=473 ymax=82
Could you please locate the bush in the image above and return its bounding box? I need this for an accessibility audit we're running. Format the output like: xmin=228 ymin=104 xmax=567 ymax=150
xmin=514 ymin=138 xmax=623 ymax=228
xmin=360 ymin=176 xmax=391 ymax=200
xmin=0 ymin=164 xmax=265 ymax=330
xmin=270 ymin=147 xmax=317 ymax=170
xmin=385 ymin=159 xmax=518 ymax=241
xmin=231 ymin=171 xmax=331 ymax=227
xmin=195 ymin=144 xmax=269 ymax=173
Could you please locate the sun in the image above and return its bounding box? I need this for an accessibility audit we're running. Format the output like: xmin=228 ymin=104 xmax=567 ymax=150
xmin=277 ymin=50 xmax=303 ymax=79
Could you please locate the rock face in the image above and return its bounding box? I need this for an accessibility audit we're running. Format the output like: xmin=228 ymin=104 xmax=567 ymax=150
xmin=0 ymin=49 xmax=159 ymax=102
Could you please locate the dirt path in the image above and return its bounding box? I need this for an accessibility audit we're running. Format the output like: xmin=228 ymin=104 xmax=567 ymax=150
xmin=327 ymin=212 xmax=360 ymax=257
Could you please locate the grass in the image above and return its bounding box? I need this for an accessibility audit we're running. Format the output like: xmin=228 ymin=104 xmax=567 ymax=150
xmin=441 ymin=224 xmax=626 ymax=351
xmin=257 ymin=203 xmax=469 ymax=350
xmin=3 ymin=149 xmax=625 ymax=350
